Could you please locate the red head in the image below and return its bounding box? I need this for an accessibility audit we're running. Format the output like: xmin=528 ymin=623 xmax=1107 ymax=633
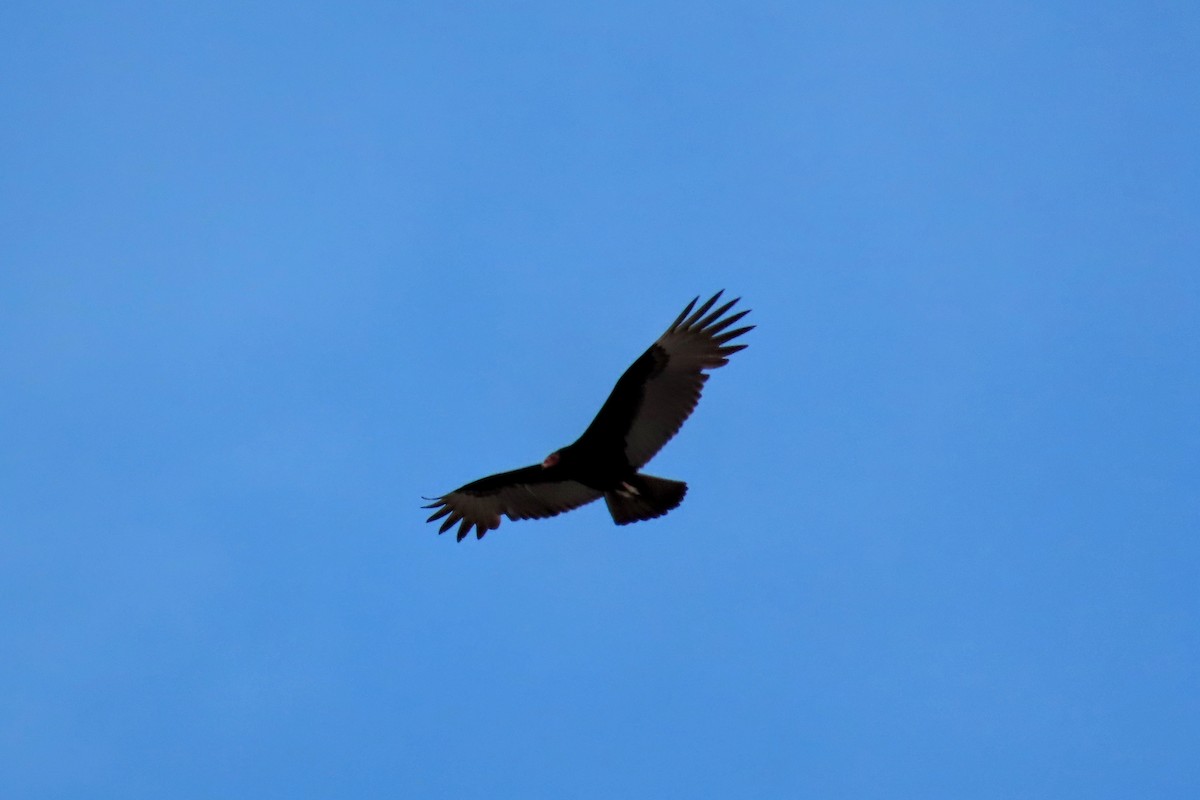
xmin=541 ymin=452 xmax=560 ymax=468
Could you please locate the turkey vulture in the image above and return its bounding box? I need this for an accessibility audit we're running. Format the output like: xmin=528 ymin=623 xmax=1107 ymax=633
xmin=424 ymin=291 xmax=752 ymax=540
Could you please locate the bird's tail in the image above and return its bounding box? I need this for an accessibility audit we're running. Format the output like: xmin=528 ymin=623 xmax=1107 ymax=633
xmin=604 ymin=474 xmax=688 ymax=525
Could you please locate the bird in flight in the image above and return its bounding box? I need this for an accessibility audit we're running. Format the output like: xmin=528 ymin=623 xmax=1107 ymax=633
xmin=424 ymin=291 xmax=753 ymax=540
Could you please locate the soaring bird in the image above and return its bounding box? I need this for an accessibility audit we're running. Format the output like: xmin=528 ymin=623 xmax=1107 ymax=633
xmin=424 ymin=291 xmax=752 ymax=540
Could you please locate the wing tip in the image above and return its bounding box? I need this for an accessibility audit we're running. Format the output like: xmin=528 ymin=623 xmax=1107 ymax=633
xmin=715 ymin=324 xmax=754 ymax=345
xmin=682 ymin=292 xmax=722 ymax=329
xmin=670 ymin=291 xmax=753 ymax=337
xmin=669 ymin=295 xmax=701 ymax=331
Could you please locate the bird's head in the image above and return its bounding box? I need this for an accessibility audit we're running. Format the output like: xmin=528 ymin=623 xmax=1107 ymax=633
xmin=541 ymin=451 xmax=560 ymax=469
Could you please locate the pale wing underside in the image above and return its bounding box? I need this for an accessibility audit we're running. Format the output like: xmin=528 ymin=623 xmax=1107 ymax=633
xmin=424 ymin=467 xmax=603 ymax=541
xmin=623 ymin=291 xmax=753 ymax=468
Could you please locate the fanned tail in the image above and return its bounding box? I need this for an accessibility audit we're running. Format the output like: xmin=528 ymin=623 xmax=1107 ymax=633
xmin=604 ymin=474 xmax=688 ymax=525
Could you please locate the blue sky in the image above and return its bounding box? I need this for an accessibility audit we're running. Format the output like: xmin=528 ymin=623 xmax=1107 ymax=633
xmin=2 ymin=2 xmax=1198 ymax=797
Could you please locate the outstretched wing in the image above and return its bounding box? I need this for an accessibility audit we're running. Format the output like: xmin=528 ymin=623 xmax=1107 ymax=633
xmin=578 ymin=291 xmax=753 ymax=469
xmin=423 ymin=465 xmax=603 ymax=541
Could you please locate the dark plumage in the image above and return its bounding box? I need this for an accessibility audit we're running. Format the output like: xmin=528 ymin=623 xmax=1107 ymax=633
xmin=423 ymin=291 xmax=753 ymax=540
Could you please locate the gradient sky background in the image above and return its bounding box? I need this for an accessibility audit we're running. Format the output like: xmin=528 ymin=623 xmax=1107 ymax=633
xmin=3 ymin=2 xmax=1198 ymax=797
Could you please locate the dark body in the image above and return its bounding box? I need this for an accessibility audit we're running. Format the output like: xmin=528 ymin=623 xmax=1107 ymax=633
xmin=552 ymin=343 xmax=670 ymax=488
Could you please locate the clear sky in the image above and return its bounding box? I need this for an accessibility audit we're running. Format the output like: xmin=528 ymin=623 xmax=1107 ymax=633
xmin=2 ymin=2 xmax=1198 ymax=797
